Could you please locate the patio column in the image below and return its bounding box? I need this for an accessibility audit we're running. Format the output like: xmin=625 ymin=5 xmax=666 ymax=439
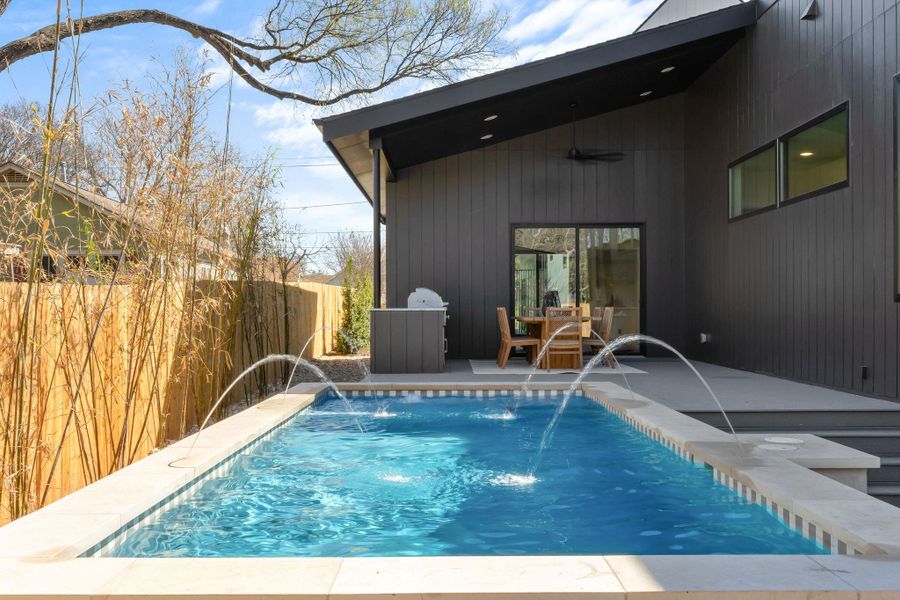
xmin=372 ymin=142 xmax=382 ymax=308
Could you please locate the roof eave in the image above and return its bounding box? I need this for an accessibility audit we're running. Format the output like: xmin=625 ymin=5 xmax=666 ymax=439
xmin=317 ymin=1 xmax=757 ymax=142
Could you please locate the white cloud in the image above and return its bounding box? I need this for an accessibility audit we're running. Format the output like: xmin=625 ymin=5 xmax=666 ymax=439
xmin=254 ymin=101 xmax=321 ymax=149
xmin=503 ymin=0 xmax=592 ymax=43
xmin=503 ymin=0 xmax=660 ymax=64
xmin=192 ymin=0 xmax=223 ymax=17
xmin=250 ymin=101 xmax=345 ymax=179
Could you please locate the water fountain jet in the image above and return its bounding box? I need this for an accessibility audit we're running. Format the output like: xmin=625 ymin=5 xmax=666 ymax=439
xmin=170 ymin=352 xmax=366 ymax=468
xmin=513 ymin=323 xmax=637 ymax=415
xmin=528 ymin=333 xmax=743 ymax=475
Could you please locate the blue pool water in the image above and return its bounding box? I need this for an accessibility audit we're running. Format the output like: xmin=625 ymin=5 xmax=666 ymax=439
xmin=111 ymin=392 xmax=826 ymax=557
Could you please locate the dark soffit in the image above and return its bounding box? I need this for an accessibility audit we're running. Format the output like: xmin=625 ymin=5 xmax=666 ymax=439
xmin=377 ymin=29 xmax=744 ymax=169
xmin=315 ymin=1 xmax=757 ymax=206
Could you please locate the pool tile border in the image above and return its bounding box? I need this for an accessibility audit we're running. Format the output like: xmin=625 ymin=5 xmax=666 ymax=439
xmin=582 ymin=383 xmax=899 ymax=556
xmin=82 ymin=410 xmax=301 ymax=557
xmin=81 ymin=388 xmax=328 ymax=557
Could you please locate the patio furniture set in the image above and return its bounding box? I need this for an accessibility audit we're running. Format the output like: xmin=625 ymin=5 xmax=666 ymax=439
xmin=496 ymin=306 xmax=615 ymax=370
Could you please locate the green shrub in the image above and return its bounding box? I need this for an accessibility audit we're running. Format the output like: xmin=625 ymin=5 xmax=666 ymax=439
xmin=336 ymin=258 xmax=372 ymax=354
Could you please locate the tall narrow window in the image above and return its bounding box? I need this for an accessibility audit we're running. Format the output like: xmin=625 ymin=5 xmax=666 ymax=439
xmin=782 ymin=106 xmax=849 ymax=202
xmin=729 ymin=145 xmax=777 ymax=219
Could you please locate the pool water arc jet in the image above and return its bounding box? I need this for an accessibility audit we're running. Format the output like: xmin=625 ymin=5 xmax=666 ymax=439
xmin=169 ymin=354 xmax=299 ymax=468
xmin=512 ymin=323 xmax=637 ymax=416
xmin=170 ymin=354 xmax=364 ymax=468
xmin=284 ymin=325 xmax=376 ymax=422
xmin=528 ymin=334 xmax=743 ymax=476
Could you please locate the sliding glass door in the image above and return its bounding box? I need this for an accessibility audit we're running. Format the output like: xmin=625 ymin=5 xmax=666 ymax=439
xmin=512 ymin=225 xmax=642 ymax=351
xmin=579 ymin=227 xmax=641 ymax=353
xmin=513 ymin=228 xmax=576 ymax=333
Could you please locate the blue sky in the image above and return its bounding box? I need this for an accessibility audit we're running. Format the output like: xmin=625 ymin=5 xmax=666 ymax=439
xmin=0 ymin=0 xmax=659 ymax=271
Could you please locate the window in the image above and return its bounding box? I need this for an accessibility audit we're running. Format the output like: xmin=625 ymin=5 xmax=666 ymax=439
xmin=511 ymin=225 xmax=643 ymax=353
xmin=40 ymin=255 xmax=58 ymax=278
xmin=579 ymin=227 xmax=641 ymax=352
xmin=729 ymin=145 xmax=777 ymax=219
xmin=513 ymin=227 xmax=575 ymax=333
xmin=728 ymin=105 xmax=850 ymax=221
xmin=782 ymin=106 xmax=848 ymax=202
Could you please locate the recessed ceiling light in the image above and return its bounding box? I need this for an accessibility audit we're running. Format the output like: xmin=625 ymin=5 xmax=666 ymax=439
xmin=661 ymin=66 xmax=676 ymax=73
xmin=484 ymin=114 xmax=498 ymax=121
xmin=640 ymin=90 xmax=653 ymax=97
xmin=800 ymin=151 xmax=814 ymax=157
xmin=480 ymin=134 xmax=493 ymax=140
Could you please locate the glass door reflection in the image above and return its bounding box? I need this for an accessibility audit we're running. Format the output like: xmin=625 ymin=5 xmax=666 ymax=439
xmin=579 ymin=227 xmax=641 ymax=353
xmin=513 ymin=228 xmax=576 ymax=334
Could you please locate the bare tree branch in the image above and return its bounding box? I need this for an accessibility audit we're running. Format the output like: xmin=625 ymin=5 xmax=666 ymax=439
xmin=0 ymin=1 xmax=508 ymax=106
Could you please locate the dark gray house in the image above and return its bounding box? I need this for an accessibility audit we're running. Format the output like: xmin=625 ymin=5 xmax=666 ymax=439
xmin=317 ymin=0 xmax=900 ymax=400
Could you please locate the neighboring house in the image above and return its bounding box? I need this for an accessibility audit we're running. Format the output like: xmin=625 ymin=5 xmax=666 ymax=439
xmin=326 ymin=272 xmax=347 ymax=286
xmin=318 ymin=0 xmax=900 ymax=400
xmin=0 ymin=162 xmax=233 ymax=281
xmin=298 ymin=273 xmax=335 ymax=284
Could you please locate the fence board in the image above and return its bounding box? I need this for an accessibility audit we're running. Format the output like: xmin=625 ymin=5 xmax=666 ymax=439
xmin=0 ymin=280 xmax=343 ymax=524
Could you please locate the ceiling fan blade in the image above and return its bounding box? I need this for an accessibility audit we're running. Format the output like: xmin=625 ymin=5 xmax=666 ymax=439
xmin=580 ymin=152 xmax=625 ymax=162
xmin=563 ymin=149 xmax=625 ymax=162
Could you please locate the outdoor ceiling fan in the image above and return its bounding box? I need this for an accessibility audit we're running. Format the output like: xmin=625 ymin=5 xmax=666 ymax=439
xmin=563 ymin=102 xmax=625 ymax=163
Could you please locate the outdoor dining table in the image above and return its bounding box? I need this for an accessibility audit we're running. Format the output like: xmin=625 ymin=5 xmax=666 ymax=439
xmin=513 ymin=314 xmax=590 ymax=369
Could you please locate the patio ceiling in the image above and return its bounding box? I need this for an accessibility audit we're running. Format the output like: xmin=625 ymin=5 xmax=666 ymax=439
xmin=316 ymin=1 xmax=758 ymax=218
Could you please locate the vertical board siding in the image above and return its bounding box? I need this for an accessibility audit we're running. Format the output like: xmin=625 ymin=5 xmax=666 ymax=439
xmin=387 ymin=96 xmax=687 ymax=359
xmin=685 ymin=0 xmax=900 ymax=398
xmin=384 ymin=0 xmax=900 ymax=398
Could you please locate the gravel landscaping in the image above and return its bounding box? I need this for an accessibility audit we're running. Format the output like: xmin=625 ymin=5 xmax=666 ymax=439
xmin=291 ymin=352 xmax=371 ymax=384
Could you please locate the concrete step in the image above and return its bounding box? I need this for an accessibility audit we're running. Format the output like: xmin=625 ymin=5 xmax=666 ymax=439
xmin=681 ymin=408 xmax=900 ymax=505
xmin=868 ymin=457 xmax=900 ymax=484
xmin=868 ymin=484 xmax=900 ymax=507
xmin=815 ymin=431 xmax=900 ymax=455
xmin=685 ymin=410 xmax=900 ymax=431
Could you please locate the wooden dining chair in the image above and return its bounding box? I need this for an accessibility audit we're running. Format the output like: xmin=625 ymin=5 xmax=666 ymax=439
xmin=543 ymin=306 xmax=582 ymax=371
xmin=496 ymin=307 xmax=541 ymax=368
xmin=587 ymin=306 xmax=606 ymax=353
xmin=587 ymin=306 xmax=616 ymax=365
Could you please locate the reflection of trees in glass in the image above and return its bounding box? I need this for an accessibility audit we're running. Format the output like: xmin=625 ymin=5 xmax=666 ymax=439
xmin=514 ymin=227 xmax=576 ymax=254
xmin=514 ymin=228 xmax=577 ymax=331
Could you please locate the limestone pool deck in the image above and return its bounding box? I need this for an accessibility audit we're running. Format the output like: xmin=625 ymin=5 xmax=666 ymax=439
xmin=4 ymin=381 xmax=900 ymax=598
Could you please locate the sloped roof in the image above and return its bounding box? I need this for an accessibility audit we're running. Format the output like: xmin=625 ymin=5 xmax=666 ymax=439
xmin=316 ymin=1 xmax=758 ymax=218
xmin=0 ymin=161 xmax=130 ymax=221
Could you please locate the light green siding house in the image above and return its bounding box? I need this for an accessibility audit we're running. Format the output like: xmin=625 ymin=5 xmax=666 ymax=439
xmin=0 ymin=162 xmax=231 ymax=282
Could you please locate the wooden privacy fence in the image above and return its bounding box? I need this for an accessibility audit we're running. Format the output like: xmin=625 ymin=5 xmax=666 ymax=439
xmin=0 ymin=280 xmax=343 ymax=525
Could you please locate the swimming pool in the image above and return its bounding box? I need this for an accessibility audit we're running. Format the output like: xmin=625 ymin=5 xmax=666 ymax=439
xmin=110 ymin=391 xmax=824 ymax=557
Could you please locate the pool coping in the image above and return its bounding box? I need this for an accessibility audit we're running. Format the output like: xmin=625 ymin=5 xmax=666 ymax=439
xmin=2 ymin=381 xmax=900 ymax=598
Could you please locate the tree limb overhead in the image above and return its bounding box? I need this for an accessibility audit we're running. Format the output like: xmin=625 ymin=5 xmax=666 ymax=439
xmin=0 ymin=1 xmax=507 ymax=106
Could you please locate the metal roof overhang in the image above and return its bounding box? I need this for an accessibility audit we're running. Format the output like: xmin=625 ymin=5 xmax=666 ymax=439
xmin=315 ymin=1 xmax=757 ymax=219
